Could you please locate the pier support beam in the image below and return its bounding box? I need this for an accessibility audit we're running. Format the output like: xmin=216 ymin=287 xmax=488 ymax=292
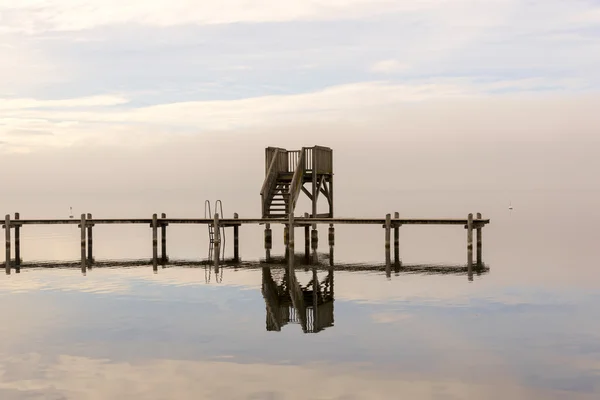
xmin=394 ymin=212 xmax=400 ymax=267
xmin=86 ymin=213 xmax=93 ymax=264
xmin=328 ymin=224 xmax=334 ymax=267
xmin=233 ymin=213 xmax=239 ymax=263
xmin=213 ymin=213 xmax=220 ymax=267
xmin=311 ymin=227 xmax=318 ymax=264
xmin=161 ymin=213 xmax=168 ymax=264
xmin=467 ymin=213 xmax=473 ymax=279
xmin=304 ymin=213 xmax=310 ymax=263
xmin=5 ymin=214 xmax=11 ymax=274
xmin=476 ymin=212 xmax=483 ymax=267
xmin=80 ymin=214 xmax=86 ymax=274
xmin=288 ymin=213 xmax=295 ymax=270
xmin=14 ymin=213 xmax=20 ymax=267
xmin=152 ymin=213 xmax=158 ymax=271
xmin=264 ymin=223 xmax=272 ymax=262
xmin=385 ymin=213 xmax=391 ymax=277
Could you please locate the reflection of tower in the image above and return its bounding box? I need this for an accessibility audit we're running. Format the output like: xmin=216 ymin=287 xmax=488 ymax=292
xmin=261 ymin=266 xmax=334 ymax=333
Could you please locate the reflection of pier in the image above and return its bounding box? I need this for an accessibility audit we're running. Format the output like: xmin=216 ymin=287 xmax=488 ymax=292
xmin=262 ymin=266 xmax=334 ymax=334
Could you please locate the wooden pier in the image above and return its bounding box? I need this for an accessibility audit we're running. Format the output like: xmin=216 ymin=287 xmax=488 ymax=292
xmin=1 ymin=145 xmax=490 ymax=277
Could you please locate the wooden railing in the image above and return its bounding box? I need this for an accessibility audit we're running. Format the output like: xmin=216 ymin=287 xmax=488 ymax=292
xmin=261 ymin=148 xmax=287 ymax=216
xmin=312 ymin=146 xmax=333 ymax=174
xmin=288 ymin=148 xmax=306 ymax=214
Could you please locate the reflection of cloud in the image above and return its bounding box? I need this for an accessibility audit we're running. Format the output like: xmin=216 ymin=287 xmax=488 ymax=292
xmin=371 ymin=311 xmax=412 ymax=323
xmin=0 ymin=353 xmax=594 ymax=400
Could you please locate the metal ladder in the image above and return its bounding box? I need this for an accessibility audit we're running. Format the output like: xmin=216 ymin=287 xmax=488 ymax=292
xmin=205 ymin=200 xmax=225 ymax=259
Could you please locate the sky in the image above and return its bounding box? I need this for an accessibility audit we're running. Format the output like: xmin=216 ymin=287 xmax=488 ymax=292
xmin=1 ymin=0 xmax=599 ymax=151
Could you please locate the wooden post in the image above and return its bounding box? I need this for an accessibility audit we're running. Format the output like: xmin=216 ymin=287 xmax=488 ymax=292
xmin=467 ymin=213 xmax=473 ymax=275
xmin=476 ymin=212 xmax=483 ymax=267
xmin=328 ymin=224 xmax=334 ymax=267
xmin=233 ymin=213 xmax=239 ymax=263
xmin=14 ymin=213 xmax=20 ymax=266
xmin=80 ymin=214 xmax=86 ymax=273
xmin=288 ymin=212 xmax=295 ymax=269
xmin=152 ymin=213 xmax=158 ymax=271
xmin=311 ymin=227 xmax=318 ymax=264
xmin=385 ymin=213 xmax=391 ymax=277
xmin=5 ymin=214 xmax=10 ymax=274
xmin=304 ymin=213 xmax=310 ymax=262
xmin=161 ymin=213 xmax=167 ymax=264
xmin=394 ymin=212 xmax=400 ymax=266
xmin=213 ymin=213 xmax=220 ymax=266
xmin=86 ymin=213 xmax=93 ymax=263
xmin=264 ymin=223 xmax=272 ymax=262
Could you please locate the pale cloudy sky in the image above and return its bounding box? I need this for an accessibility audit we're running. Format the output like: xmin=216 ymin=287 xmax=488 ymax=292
xmin=1 ymin=0 xmax=599 ymax=152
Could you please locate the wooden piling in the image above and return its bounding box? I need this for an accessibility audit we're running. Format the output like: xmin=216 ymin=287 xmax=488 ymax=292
xmin=385 ymin=213 xmax=391 ymax=264
xmin=233 ymin=213 xmax=239 ymax=262
xmin=288 ymin=213 xmax=295 ymax=268
xmin=161 ymin=213 xmax=167 ymax=264
xmin=80 ymin=214 xmax=86 ymax=273
xmin=264 ymin=223 xmax=272 ymax=262
xmin=86 ymin=213 xmax=93 ymax=263
xmin=394 ymin=212 xmax=400 ymax=266
xmin=14 ymin=213 xmax=21 ymax=266
xmin=476 ymin=212 xmax=483 ymax=267
xmin=152 ymin=213 xmax=158 ymax=270
xmin=467 ymin=213 xmax=473 ymax=274
xmin=5 ymin=214 xmax=11 ymax=274
xmin=213 ymin=213 xmax=220 ymax=266
xmin=304 ymin=213 xmax=310 ymax=262
xmin=311 ymin=227 xmax=318 ymax=264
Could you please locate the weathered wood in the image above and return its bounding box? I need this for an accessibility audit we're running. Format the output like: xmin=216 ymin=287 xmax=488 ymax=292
xmin=304 ymin=213 xmax=310 ymax=262
xmin=80 ymin=214 xmax=86 ymax=273
xmin=264 ymin=223 xmax=272 ymax=262
xmin=10 ymin=217 xmax=490 ymax=226
xmin=14 ymin=213 xmax=20 ymax=266
xmin=328 ymin=224 xmax=334 ymax=247
xmin=394 ymin=212 xmax=400 ymax=266
xmin=385 ymin=214 xmax=391 ymax=267
xmin=5 ymin=214 xmax=10 ymax=274
xmin=86 ymin=213 xmax=93 ymax=263
xmin=233 ymin=213 xmax=239 ymax=262
xmin=288 ymin=212 xmax=295 ymax=265
xmin=311 ymin=227 xmax=318 ymax=264
xmin=152 ymin=214 xmax=158 ymax=269
xmin=213 ymin=213 xmax=220 ymax=266
xmin=161 ymin=213 xmax=167 ymax=264
xmin=467 ymin=213 xmax=473 ymax=273
xmin=477 ymin=212 xmax=483 ymax=267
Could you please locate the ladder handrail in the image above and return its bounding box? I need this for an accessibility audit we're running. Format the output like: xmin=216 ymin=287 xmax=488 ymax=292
xmin=215 ymin=200 xmax=225 ymax=259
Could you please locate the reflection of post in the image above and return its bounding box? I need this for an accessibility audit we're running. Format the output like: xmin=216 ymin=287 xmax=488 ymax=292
xmin=312 ymin=267 xmax=319 ymax=330
xmin=152 ymin=213 xmax=158 ymax=272
xmin=86 ymin=213 xmax=93 ymax=264
xmin=161 ymin=213 xmax=167 ymax=265
xmin=14 ymin=213 xmax=20 ymax=266
xmin=5 ymin=214 xmax=11 ymax=274
xmin=80 ymin=214 xmax=87 ymax=274
xmin=467 ymin=213 xmax=473 ymax=278
xmin=476 ymin=212 xmax=483 ymax=268
xmin=304 ymin=213 xmax=310 ymax=263
xmin=385 ymin=213 xmax=391 ymax=277
xmin=264 ymin=223 xmax=272 ymax=262
xmin=394 ymin=212 xmax=400 ymax=266
xmin=233 ymin=213 xmax=239 ymax=262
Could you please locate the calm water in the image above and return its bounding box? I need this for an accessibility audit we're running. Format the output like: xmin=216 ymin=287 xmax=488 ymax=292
xmin=1 ymin=190 xmax=599 ymax=399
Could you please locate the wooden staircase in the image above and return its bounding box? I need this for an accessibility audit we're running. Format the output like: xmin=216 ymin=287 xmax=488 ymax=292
xmin=260 ymin=146 xmax=333 ymax=219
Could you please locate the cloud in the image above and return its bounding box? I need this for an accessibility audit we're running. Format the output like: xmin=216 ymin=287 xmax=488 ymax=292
xmin=0 ymin=95 xmax=129 ymax=110
xmin=0 ymin=0 xmax=456 ymax=33
xmin=371 ymin=60 xmax=411 ymax=74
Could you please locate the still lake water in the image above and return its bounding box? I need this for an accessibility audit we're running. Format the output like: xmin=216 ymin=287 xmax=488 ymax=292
xmin=1 ymin=190 xmax=599 ymax=399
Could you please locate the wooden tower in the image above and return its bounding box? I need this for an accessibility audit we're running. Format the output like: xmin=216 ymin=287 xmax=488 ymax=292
xmin=260 ymin=146 xmax=333 ymax=218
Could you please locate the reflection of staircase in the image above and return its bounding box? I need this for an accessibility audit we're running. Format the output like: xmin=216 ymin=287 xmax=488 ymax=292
xmin=260 ymin=146 xmax=333 ymax=219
